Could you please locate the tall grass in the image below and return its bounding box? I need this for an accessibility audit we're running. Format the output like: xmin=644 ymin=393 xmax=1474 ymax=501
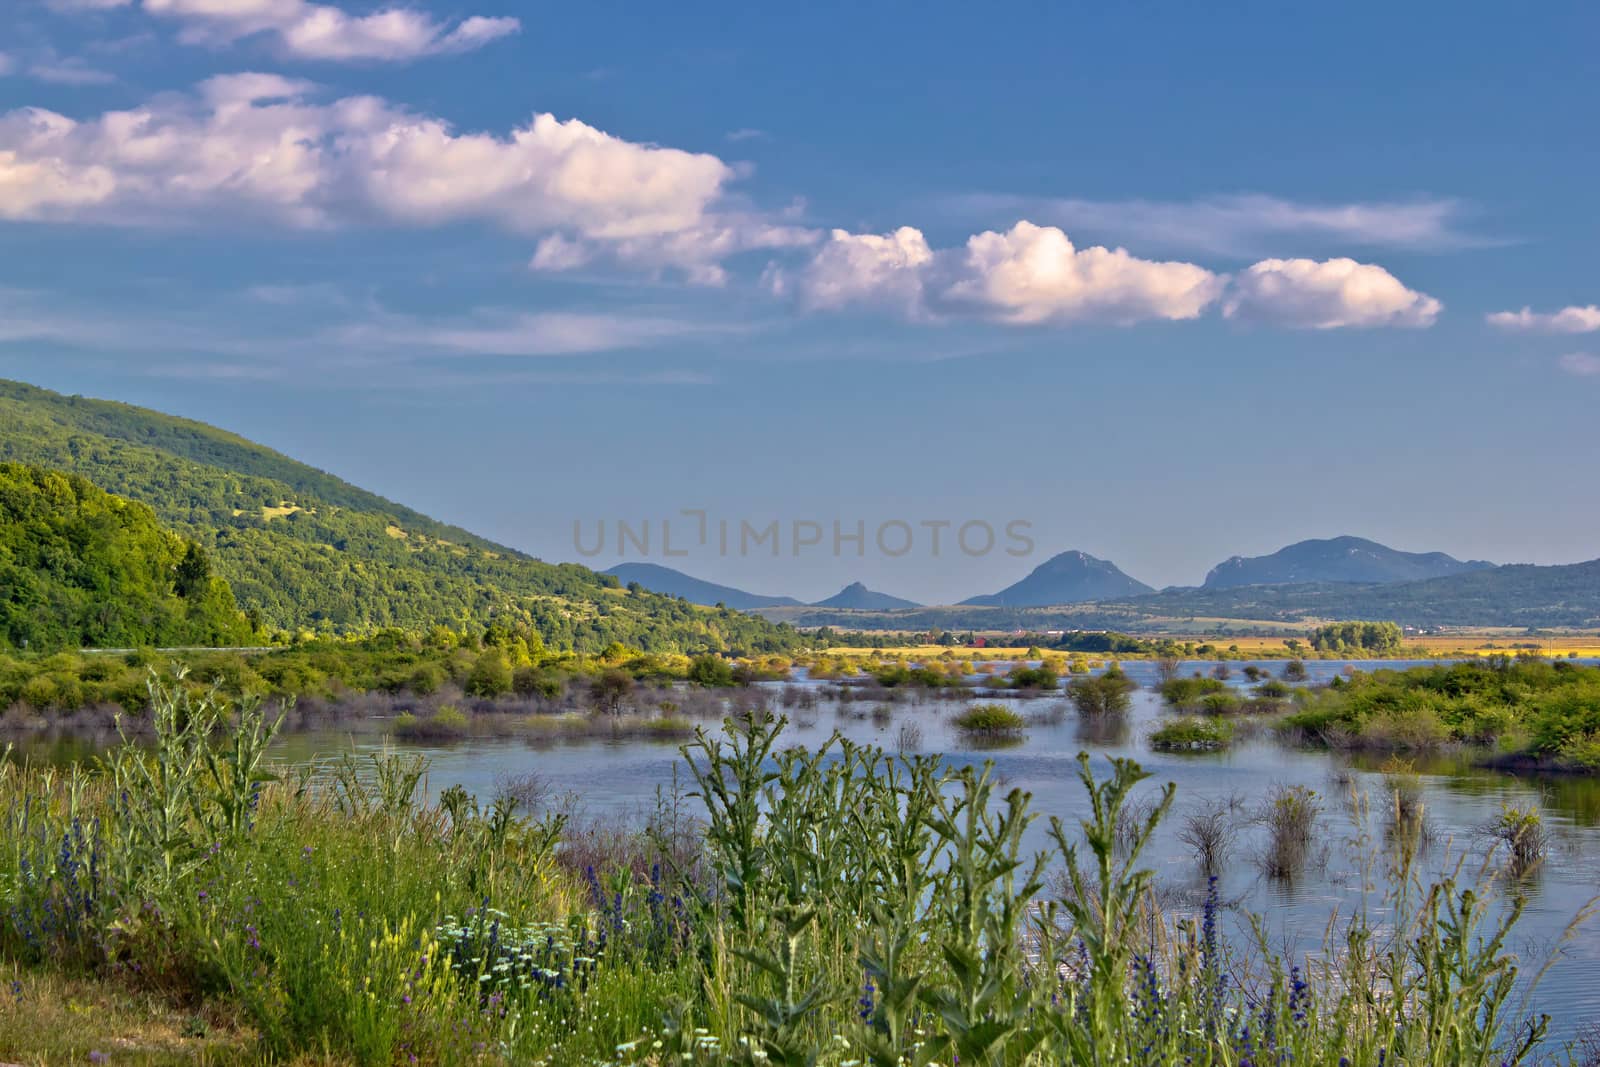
xmin=0 ymin=675 xmax=1581 ymax=1065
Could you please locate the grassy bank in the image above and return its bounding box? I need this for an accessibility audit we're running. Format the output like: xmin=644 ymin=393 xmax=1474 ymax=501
xmin=0 ymin=676 xmax=1576 ymax=1065
xmin=1282 ymin=657 xmax=1600 ymax=769
xmin=0 ymin=635 xmax=797 ymax=724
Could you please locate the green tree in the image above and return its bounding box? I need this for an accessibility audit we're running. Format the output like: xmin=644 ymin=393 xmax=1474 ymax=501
xmin=174 ymin=542 xmax=212 ymax=600
xmin=687 ymin=654 xmax=736 ymax=687
xmin=464 ymin=648 xmax=512 ymax=697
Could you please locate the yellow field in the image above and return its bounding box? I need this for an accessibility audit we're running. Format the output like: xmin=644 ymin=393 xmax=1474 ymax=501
xmin=815 ymin=633 xmax=1600 ymax=660
xmin=1410 ymin=634 xmax=1600 ymax=658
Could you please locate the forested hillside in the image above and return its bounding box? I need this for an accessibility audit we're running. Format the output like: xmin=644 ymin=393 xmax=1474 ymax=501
xmin=0 ymin=462 xmax=251 ymax=651
xmin=0 ymin=380 xmax=797 ymax=653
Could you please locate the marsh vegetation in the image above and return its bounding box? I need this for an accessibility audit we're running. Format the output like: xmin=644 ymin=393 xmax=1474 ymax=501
xmin=0 ymin=677 xmax=1586 ymax=1065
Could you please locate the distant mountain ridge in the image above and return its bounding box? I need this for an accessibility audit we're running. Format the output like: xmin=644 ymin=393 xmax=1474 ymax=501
xmin=813 ymin=581 xmax=919 ymax=610
xmin=603 ymin=563 xmax=802 ymax=610
xmin=604 ymin=565 xmax=919 ymax=611
xmin=962 ymin=550 xmax=1153 ymax=607
xmin=1203 ymin=536 xmax=1493 ymax=589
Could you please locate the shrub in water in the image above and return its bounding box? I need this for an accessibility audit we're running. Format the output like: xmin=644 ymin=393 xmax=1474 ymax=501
xmin=952 ymin=702 xmax=1026 ymax=737
xmin=1260 ymin=784 xmax=1321 ymax=879
xmin=1006 ymin=664 xmax=1060 ymax=690
xmin=1199 ymin=690 xmax=1244 ymax=715
xmin=1160 ymin=675 xmax=1228 ymax=709
xmin=394 ymin=704 xmax=470 ymax=739
xmin=1489 ymin=804 xmax=1547 ymax=875
xmin=1150 ymin=716 xmax=1234 ymax=750
xmin=1068 ymin=669 xmax=1136 ymax=716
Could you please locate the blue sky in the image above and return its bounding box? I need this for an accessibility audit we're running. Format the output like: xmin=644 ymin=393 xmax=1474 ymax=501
xmin=2 ymin=0 xmax=1598 ymax=602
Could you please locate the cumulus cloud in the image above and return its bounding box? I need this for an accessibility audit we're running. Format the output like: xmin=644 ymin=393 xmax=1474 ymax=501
xmin=777 ymin=221 xmax=1223 ymax=325
xmin=952 ymin=193 xmax=1485 ymax=256
xmin=946 ymin=222 xmax=1225 ymax=324
xmin=1222 ymin=257 xmax=1442 ymax=328
xmin=66 ymin=0 xmax=519 ymax=62
xmin=0 ymin=74 xmax=801 ymax=280
xmin=1486 ymin=305 xmax=1600 ymax=334
xmin=1558 ymin=353 xmax=1600 ymax=377
xmin=779 ymin=227 xmax=933 ymax=314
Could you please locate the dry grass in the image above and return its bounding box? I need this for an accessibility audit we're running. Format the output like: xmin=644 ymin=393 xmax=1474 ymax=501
xmin=0 ymin=964 xmax=302 ymax=1065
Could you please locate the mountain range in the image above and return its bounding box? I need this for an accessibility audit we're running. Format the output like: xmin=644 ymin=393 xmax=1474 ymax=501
xmin=608 ymin=543 xmax=1600 ymax=631
xmin=603 ymin=562 xmax=803 ymax=610
xmin=608 ymin=538 xmax=1508 ymax=615
xmin=1203 ymin=536 xmax=1493 ymax=589
xmin=604 ymin=565 xmax=917 ymax=611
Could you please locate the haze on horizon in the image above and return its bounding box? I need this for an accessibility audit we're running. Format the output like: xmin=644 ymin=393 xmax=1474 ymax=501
xmin=2 ymin=1 xmax=1597 ymax=603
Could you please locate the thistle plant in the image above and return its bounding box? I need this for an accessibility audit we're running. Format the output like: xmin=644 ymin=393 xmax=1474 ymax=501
xmin=919 ymin=764 xmax=1047 ymax=1067
xmin=1041 ymin=753 xmax=1174 ymax=1066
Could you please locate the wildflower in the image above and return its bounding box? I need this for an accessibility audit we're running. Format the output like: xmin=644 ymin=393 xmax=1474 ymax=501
xmin=858 ymin=974 xmax=876 ymax=1023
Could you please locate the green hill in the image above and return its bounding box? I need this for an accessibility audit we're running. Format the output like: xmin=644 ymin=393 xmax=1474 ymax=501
xmin=0 ymin=379 xmax=796 ymax=653
xmin=0 ymin=462 xmax=251 ymax=651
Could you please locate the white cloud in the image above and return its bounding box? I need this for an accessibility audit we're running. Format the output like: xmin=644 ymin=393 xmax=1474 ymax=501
xmin=26 ymin=55 xmax=117 ymax=86
xmin=779 ymin=227 xmax=933 ymax=315
xmin=0 ymin=286 xmax=741 ymax=381
xmin=1486 ymin=305 xmax=1600 ymax=334
xmin=338 ymin=309 xmax=737 ymax=357
xmin=276 ymin=9 xmax=520 ymax=61
xmin=1222 ymin=257 xmax=1442 ymax=329
xmin=0 ymin=46 xmax=114 ymax=86
xmin=0 ymin=74 xmax=798 ymax=280
xmin=946 ymin=222 xmax=1225 ymax=325
xmin=66 ymin=0 xmax=522 ymax=62
xmin=778 ymin=221 xmax=1223 ymax=325
xmin=1558 ymin=353 xmax=1600 ymax=377
xmin=949 ymin=193 xmax=1485 ymax=256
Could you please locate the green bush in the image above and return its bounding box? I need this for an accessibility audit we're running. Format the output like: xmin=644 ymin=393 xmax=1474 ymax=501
xmin=1005 ymin=664 xmax=1059 ymax=690
xmin=1150 ymin=716 xmax=1234 ymax=750
xmin=952 ymin=702 xmax=1026 ymax=735
xmin=1198 ymin=691 xmax=1244 ymax=715
xmin=512 ymin=665 xmax=564 ymax=699
xmin=687 ymin=654 xmax=736 ymax=687
xmin=1068 ymin=669 xmax=1136 ymax=715
xmin=1160 ymin=675 xmax=1228 ymax=708
xmin=1282 ymin=658 xmax=1600 ymax=765
xmin=464 ymin=649 xmax=513 ymax=698
xmin=407 ymin=662 xmax=448 ymax=695
xmin=394 ymin=704 xmax=470 ymax=740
